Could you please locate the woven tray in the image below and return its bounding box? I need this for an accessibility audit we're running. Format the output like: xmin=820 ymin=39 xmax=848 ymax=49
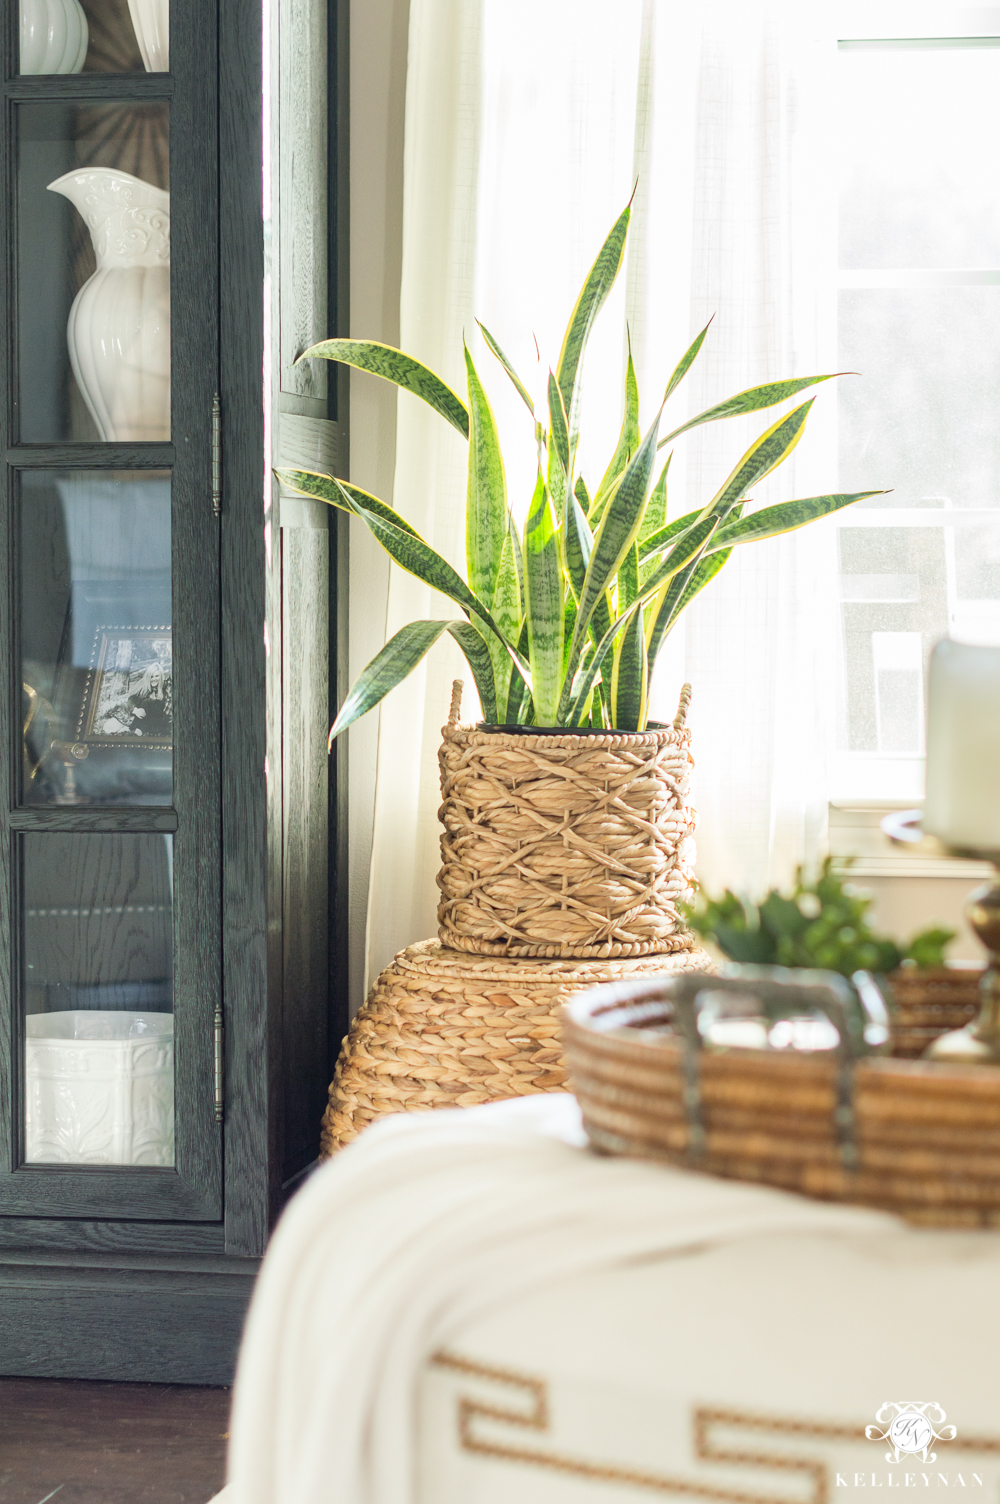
xmin=564 ymin=974 xmax=1000 ymax=1228
xmin=320 ymin=940 xmax=713 ymax=1156
xmin=888 ymin=964 xmax=984 ymax=1058
xmin=436 ymin=686 xmax=697 ymax=960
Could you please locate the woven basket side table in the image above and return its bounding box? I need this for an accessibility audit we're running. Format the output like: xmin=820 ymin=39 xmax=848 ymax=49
xmin=320 ymin=939 xmax=713 ymax=1156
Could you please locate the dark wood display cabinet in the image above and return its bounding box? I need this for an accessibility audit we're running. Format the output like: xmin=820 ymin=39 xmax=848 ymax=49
xmin=0 ymin=0 xmax=348 ymax=1382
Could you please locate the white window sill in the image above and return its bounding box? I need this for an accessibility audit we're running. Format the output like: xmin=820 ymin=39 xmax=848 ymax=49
xmin=828 ymin=800 xmax=994 ymax=882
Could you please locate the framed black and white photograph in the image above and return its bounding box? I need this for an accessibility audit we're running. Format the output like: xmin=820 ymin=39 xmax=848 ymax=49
xmin=76 ymin=625 xmax=173 ymax=749
xmin=44 ymin=580 xmax=175 ymax=805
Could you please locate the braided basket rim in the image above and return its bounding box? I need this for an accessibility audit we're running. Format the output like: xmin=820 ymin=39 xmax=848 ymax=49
xmin=442 ymin=720 xmax=691 ymax=751
xmin=391 ymin=937 xmax=695 ymax=980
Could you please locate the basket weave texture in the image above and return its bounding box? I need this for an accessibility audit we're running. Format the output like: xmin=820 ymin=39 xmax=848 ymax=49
xmin=564 ymin=981 xmax=1000 ymax=1228
xmin=436 ymin=715 xmax=697 ymax=960
xmin=319 ymin=939 xmax=712 ymax=1156
xmin=888 ymin=965 xmax=983 ymax=1058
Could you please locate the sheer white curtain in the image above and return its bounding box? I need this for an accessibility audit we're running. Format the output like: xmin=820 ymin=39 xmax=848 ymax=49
xmin=364 ymin=0 xmax=840 ymax=990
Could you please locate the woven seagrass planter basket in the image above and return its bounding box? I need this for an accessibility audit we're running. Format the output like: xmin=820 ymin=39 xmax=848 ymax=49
xmin=564 ymin=973 xmax=1000 ymax=1228
xmin=887 ymin=964 xmax=984 ymax=1058
xmin=436 ymin=686 xmax=697 ymax=960
xmin=319 ymin=939 xmax=712 ymax=1156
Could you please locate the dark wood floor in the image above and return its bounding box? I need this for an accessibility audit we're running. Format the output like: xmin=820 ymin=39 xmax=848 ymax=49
xmin=0 ymin=1377 xmax=230 ymax=1504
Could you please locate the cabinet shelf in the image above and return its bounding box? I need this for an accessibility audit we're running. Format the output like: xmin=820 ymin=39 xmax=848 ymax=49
xmin=8 ymin=444 xmax=175 ymax=467
xmin=5 ymin=75 xmax=173 ymax=101
xmin=9 ymin=809 xmax=179 ymax=832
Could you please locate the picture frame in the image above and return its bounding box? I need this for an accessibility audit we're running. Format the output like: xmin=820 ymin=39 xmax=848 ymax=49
xmin=46 ymin=580 xmax=174 ymax=804
xmin=74 ymin=623 xmax=173 ymax=750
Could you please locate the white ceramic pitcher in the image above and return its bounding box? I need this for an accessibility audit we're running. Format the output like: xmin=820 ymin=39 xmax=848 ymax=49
xmin=20 ymin=0 xmax=88 ymax=74
xmin=126 ymin=0 xmax=168 ymax=70
xmin=47 ymin=168 xmax=170 ymax=442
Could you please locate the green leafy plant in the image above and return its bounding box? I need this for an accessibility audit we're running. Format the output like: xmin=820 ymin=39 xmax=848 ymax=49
xmin=683 ymin=858 xmax=955 ymax=978
xmin=278 ymin=205 xmax=885 ymax=740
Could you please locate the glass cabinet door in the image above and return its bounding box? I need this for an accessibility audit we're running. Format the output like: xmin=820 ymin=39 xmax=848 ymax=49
xmin=1 ymin=0 xmax=221 ymax=1220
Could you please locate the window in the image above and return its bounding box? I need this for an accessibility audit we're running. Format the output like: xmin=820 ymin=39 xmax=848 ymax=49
xmin=833 ymin=6 xmax=1000 ymax=801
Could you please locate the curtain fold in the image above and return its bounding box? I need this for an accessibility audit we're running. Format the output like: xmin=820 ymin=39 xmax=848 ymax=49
xmin=364 ymin=0 xmax=840 ymax=995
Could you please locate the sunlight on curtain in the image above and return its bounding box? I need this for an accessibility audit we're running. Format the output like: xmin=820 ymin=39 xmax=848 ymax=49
xmin=364 ymin=0 xmax=840 ymax=991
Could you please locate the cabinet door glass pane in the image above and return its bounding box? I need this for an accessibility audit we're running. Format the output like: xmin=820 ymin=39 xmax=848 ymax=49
xmin=18 ymin=102 xmax=170 ymax=443
xmin=22 ymin=469 xmax=172 ymax=807
xmin=23 ymin=832 xmax=174 ymax=1167
xmin=20 ymin=0 xmax=168 ymax=75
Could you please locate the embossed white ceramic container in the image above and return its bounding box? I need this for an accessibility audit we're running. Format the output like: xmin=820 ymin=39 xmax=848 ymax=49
xmin=20 ymin=0 xmax=88 ymax=74
xmin=26 ymin=1010 xmax=174 ymax=1166
xmin=126 ymin=0 xmax=168 ymax=70
xmin=47 ymin=168 xmax=170 ymax=442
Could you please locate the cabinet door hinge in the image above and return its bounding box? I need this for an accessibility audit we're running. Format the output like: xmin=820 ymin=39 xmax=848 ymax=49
xmin=211 ymin=392 xmax=222 ymax=517
xmin=213 ymin=1002 xmax=225 ymax=1124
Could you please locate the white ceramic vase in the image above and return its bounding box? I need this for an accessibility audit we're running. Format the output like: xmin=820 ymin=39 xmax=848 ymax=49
xmin=47 ymin=168 xmax=171 ymax=443
xmin=126 ymin=0 xmax=168 ymax=70
xmin=20 ymin=0 xmax=88 ymax=73
xmin=25 ymin=1011 xmax=174 ymax=1167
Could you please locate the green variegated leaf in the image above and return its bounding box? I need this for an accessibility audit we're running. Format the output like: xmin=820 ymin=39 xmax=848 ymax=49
xmin=587 ymin=468 xmax=623 ymax=532
xmin=342 ymin=482 xmax=509 ymax=648
xmin=556 ymin=205 xmax=631 ymax=442
xmin=276 ymin=470 xmax=421 ymax=537
xmin=523 ymin=471 xmax=564 ymax=724
xmin=589 ymin=590 xmax=613 ymax=654
xmin=658 ymin=373 xmax=839 ymax=451
xmin=507 ymin=513 xmax=525 ymax=611
xmin=618 ymin=541 xmax=640 ymax=611
xmin=565 ymin=599 xmax=643 ymax=725
xmin=548 ymin=370 xmax=570 ymax=471
xmin=504 ymin=621 xmax=532 ymax=723
xmin=699 ymin=400 xmax=815 ymax=523
xmin=477 ymin=320 xmax=535 ymax=416
xmin=663 ymin=321 xmax=712 ymax=403
xmin=646 ymin=548 xmax=733 ymax=672
xmin=329 ymin=619 xmax=450 ymax=741
xmin=547 ymin=372 xmax=571 ymax=526
xmin=638 ymin=506 xmax=701 ymax=562
xmin=577 ymin=468 xmax=611 ymax=647
xmin=301 ymin=338 xmax=469 ymax=438
xmin=638 ymin=514 xmax=719 ymax=600
xmin=638 ymin=454 xmax=671 ymax=546
xmin=465 ymin=345 xmax=507 ymax=606
xmin=449 ymin=620 xmax=500 ymax=724
xmin=707 ymin=490 xmax=887 ymax=550
xmin=493 ymin=530 xmax=523 ymax=642
xmin=610 ymin=607 xmax=647 ymax=731
xmin=562 ymin=595 xmax=579 ymax=677
xmin=668 ymin=547 xmax=732 ymax=622
xmin=593 ymin=337 xmax=640 ymax=513
xmin=565 ymin=490 xmax=594 ymax=604
xmin=560 ymin=410 xmax=661 ymax=715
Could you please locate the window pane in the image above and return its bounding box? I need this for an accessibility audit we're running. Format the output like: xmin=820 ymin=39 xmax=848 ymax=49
xmin=839 ymin=48 xmax=1000 ymax=270
xmin=23 ymin=832 xmax=174 ymax=1167
xmin=21 ymin=470 xmax=173 ymax=807
xmin=839 ymin=288 xmax=1000 ymax=508
xmin=18 ymin=100 xmax=170 ymax=442
xmin=839 ymin=527 xmax=947 ymax=752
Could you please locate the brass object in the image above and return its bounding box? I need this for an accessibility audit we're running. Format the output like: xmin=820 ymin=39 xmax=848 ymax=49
xmin=49 ymin=740 xmax=91 ymax=806
xmin=213 ymin=1002 xmax=225 ymax=1123
xmin=881 ymin=809 xmax=1000 ymax=1064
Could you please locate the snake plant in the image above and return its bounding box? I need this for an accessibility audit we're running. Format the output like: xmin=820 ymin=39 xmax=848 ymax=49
xmin=278 ymin=206 xmax=884 ymax=739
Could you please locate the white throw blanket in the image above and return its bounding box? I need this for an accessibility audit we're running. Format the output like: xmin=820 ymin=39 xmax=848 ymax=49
xmin=219 ymin=1096 xmax=895 ymax=1504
